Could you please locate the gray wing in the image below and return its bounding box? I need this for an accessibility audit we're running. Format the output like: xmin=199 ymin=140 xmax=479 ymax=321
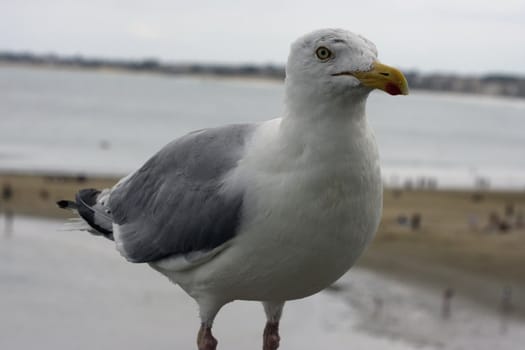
xmin=109 ymin=124 xmax=256 ymax=263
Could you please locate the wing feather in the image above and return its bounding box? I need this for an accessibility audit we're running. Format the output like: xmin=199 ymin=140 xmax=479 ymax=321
xmin=109 ymin=124 xmax=255 ymax=263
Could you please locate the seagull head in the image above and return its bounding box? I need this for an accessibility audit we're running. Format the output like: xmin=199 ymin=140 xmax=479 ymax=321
xmin=285 ymin=29 xmax=408 ymax=115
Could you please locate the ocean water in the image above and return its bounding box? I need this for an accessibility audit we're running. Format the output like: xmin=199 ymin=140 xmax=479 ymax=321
xmin=1 ymin=66 xmax=525 ymax=189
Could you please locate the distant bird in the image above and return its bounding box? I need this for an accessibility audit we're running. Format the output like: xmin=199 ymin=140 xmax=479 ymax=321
xmin=58 ymin=28 xmax=408 ymax=350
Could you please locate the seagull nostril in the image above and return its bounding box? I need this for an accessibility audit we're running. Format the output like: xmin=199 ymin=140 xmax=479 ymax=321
xmin=379 ymin=72 xmax=390 ymax=76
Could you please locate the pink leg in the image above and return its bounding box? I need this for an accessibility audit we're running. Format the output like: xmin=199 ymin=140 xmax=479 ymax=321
xmin=197 ymin=324 xmax=217 ymax=350
xmin=263 ymin=321 xmax=280 ymax=350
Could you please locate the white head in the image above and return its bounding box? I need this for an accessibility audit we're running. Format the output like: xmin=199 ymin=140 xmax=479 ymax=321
xmin=285 ymin=29 xmax=408 ymax=117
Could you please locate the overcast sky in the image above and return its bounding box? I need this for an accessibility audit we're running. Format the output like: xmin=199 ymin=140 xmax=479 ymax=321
xmin=1 ymin=0 xmax=524 ymax=75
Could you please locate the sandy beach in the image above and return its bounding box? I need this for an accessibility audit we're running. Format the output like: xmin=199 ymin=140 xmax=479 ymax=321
xmin=1 ymin=171 xmax=524 ymax=320
xmin=364 ymin=187 xmax=525 ymax=316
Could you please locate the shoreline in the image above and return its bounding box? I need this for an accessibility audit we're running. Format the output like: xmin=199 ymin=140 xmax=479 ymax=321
xmin=1 ymin=166 xmax=524 ymax=193
xmin=0 ymin=61 xmax=285 ymax=85
xmin=1 ymin=171 xmax=524 ymax=318
xmin=2 ymin=62 xmax=525 ymax=102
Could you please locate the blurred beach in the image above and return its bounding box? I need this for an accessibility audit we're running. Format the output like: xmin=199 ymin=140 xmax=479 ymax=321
xmin=0 ymin=217 xmax=430 ymax=350
xmin=1 ymin=217 xmax=524 ymax=350
xmin=1 ymin=65 xmax=525 ymax=349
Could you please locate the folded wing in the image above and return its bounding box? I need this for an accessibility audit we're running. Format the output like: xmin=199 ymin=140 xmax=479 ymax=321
xmin=109 ymin=124 xmax=255 ymax=263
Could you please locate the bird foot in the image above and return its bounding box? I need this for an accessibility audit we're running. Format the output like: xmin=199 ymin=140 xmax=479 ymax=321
xmin=197 ymin=325 xmax=217 ymax=350
xmin=263 ymin=321 xmax=280 ymax=350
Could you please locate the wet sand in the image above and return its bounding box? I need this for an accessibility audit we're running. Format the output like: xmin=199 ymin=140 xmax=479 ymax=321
xmin=1 ymin=217 xmax=426 ymax=350
xmin=1 ymin=171 xmax=525 ymax=317
xmin=3 ymin=217 xmax=525 ymax=350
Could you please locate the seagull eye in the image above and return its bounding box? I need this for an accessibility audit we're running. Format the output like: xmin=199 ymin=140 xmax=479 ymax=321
xmin=315 ymin=47 xmax=332 ymax=61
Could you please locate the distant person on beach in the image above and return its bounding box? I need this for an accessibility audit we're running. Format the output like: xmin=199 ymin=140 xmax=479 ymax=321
xmin=442 ymin=287 xmax=455 ymax=319
xmin=486 ymin=211 xmax=511 ymax=233
xmin=2 ymin=183 xmax=12 ymax=202
xmin=2 ymin=183 xmax=14 ymax=236
xmin=410 ymin=213 xmax=421 ymax=231
xmin=504 ymin=203 xmax=515 ymax=218
xmin=486 ymin=212 xmax=501 ymax=233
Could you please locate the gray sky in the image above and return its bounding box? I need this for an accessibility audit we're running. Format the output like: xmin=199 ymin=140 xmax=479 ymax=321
xmin=1 ymin=0 xmax=524 ymax=74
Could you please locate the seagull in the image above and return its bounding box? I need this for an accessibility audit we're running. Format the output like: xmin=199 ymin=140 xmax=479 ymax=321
xmin=57 ymin=28 xmax=408 ymax=350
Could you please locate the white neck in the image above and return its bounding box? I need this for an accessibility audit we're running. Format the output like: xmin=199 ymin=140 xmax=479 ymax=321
xmin=279 ymin=91 xmax=370 ymax=159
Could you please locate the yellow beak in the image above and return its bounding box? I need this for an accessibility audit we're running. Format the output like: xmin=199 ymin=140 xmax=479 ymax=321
xmin=335 ymin=61 xmax=409 ymax=96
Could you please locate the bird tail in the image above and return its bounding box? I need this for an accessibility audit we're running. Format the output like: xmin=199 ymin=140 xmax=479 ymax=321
xmin=57 ymin=188 xmax=114 ymax=240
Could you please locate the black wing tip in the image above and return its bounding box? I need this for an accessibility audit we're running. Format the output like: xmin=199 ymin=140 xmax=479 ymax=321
xmin=57 ymin=200 xmax=77 ymax=209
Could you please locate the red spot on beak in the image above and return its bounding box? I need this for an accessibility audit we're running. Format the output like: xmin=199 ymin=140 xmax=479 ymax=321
xmin=385 ymin=83 xmax=402 ymax=95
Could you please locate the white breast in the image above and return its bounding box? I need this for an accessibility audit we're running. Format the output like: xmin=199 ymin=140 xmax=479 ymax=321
xmin=173 ymin=118 xmax=383 ymax=302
